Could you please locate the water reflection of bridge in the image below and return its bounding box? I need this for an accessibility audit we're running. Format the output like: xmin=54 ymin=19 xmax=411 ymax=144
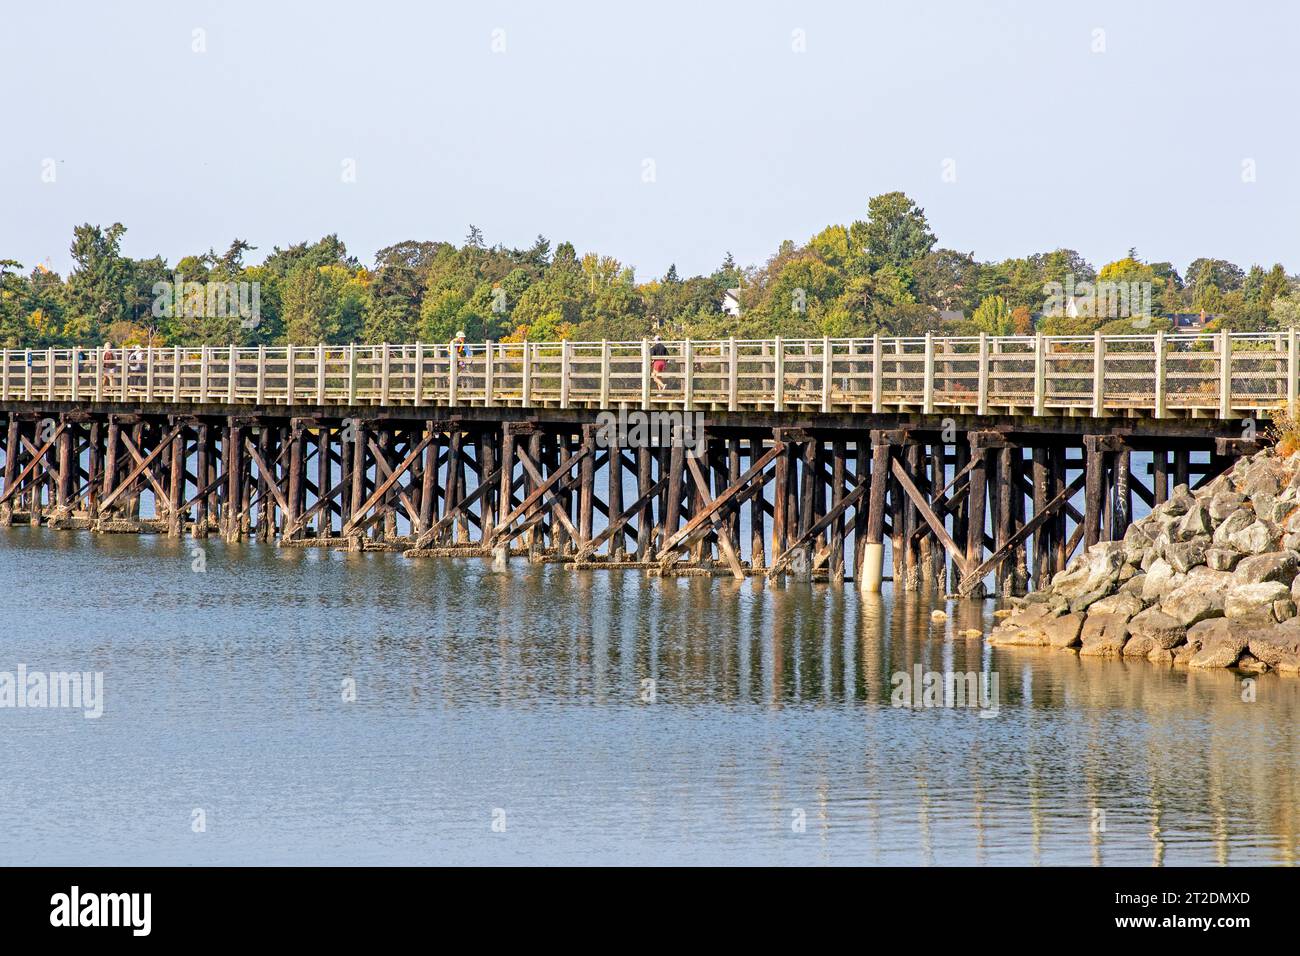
xmin=480 ymin=568 xmax=1300 ymax=864
xmin=0 ymin=332 xmax=1283 ymax=594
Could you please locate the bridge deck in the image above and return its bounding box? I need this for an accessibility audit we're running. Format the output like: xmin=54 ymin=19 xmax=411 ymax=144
xmin=1 ymin=330 xmax=1294 ymax=420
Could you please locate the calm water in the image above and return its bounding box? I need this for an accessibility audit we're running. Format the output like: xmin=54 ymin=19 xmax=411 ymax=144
xmin=1 ymin=526 xmax=1297 ymax=866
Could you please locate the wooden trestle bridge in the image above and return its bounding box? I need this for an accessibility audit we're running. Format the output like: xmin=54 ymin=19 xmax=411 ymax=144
xmin=0 ymin=330 xmax=1290 ymax=595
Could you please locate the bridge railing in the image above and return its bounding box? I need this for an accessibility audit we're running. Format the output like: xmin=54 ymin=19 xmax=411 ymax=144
xmin=0 ymin=329 xmax=1296 ymax=417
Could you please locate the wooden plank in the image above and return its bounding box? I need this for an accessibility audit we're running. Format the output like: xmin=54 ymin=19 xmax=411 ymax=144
xmin=1129 ymin=467 xmax=1155 ymax=508
xmin=908 ymin=477 xmax=971 ymax=544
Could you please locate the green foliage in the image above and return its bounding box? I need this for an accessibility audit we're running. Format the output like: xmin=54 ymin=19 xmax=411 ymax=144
xmin=3 ymin=200 xmax=1295 ymax=348
xmin=1270 ymin=290 xmax=1300 ymax=328
xmin=861 ymin=192 xmax=936 ymax=272
xmin=283 ymin=264 xmax=366 ymax=344
xmin=970 ymin=295 xmax=1014 ymax=335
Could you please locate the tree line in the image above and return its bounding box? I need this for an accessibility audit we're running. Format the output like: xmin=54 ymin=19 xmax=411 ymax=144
xmin=3 ymin=192 xmax=1298 ymax=349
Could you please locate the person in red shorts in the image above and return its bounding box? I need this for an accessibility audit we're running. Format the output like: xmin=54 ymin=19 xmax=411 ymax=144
xmin=650 ymin=334 xmax=668 ymax=391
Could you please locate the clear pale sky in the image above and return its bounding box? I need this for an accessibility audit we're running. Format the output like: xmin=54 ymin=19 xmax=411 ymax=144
xmin=3 ymin=0 xmax=1296 ymax=279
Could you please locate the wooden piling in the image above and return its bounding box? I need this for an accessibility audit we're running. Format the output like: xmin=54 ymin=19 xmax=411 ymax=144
xmin=606 ymin=427 xmax=623 ymax=560
xmin=861 ymin=436 xmax=890 ymax=593
xmin=1084 ymin=437 xmax=1104 ymax=549
xmin=1114 ymin=447 xmax=1131 ymax=539
xmin=744 ymin=438 xmax=764 ymax=572
xmin=964 ymin=440 xmax=987 ymax=599
xmin=637 ymin=443 xmax=654 ymax=559
xmin=1032 ymin=446 xmax=1050 ymax=589
xmin=168 ymin=425 xmax=185 ymax=536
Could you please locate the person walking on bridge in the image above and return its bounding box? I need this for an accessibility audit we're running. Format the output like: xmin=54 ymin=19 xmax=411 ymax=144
xmin=448 ymin=331 xmax=470 ymax=391
xmin=101 ymin=341 xmax=116 ymax=390
xmin=451 ymin=331 xmax=470 ymax=370
xmin=650 ymin=334 xmax=668 ymax=392
xmin=128 ymin=344 xmax=145 ymax=390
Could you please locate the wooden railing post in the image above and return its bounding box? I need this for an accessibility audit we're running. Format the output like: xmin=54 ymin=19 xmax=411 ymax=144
xmin=70 ymin=348 xmax=79 ymax=403
xmin=559 ymin=340 xmax=570 ymax=409
xmin=641 ymin=338 xmax=651 ymax=409
xmin=728 ymin=336 xmax=739 ymax=412
xmin=682 ymin=338 xmax=693 ymax=410
xmin=226 ymin=344 xmax=237 ymax=402
xmin=144 ymin=347 xmax=154 ymax=402
xmin=316 ymin=343 xmax=326 ymax=405
xmin=347 ymin=344 xmax=357 ymax=405
xmin=1154 ymin=330 xmax=1167 ymax=418
xmin=23 ymin=349 xmax=31 ymax=401
xmin=0 ymin=349 xmax=8 ymax=401
xmin=822 ymin=336 xmax=834 ymax=413
xmin=599 ymin=340 xmax=610 ymax=407
xmin=871 ymin=333 xmax=883 ymax=413
xmin=46 ymin=347 xmax=54 ymax=400
xmin=413 ymin=342 xmax=424 ymax=405
xmin=1288 ymin=327 xmax=1298 ymax=415
xmin=1091 ymin=331 xmax=1105 ymax=418
xmin=1219 ymin=328 xmax=1232 ymax=419
xmin=448 ymin=342 xmax=460 ymax=405
xmin=199 ymin=346 xmax=209 ymax=403
xmin=976 ymin=333 xmax=989 ymax=416
xmin=894 ymin=338 xmax=905 ymax=404
xmin=173 ymin=345 xmax=181 ymax=402
xmin=256 ymin=345 xmax=266 ymax=403
xmin=285 ymin=344 xmax=295 ymax=403
xmin=522 ymin=340 xmax=532 ymax=406
xmin=922 ymin=333 xmax=934 ymax=414
xmin=484 ymin=340 xmax=495 ymax=406
xmin=1033 ymin=332 xmax=1045 ymax=416
xmin=773 ymin=335 xmax=784 ymax=412
xmin=381 ymin=343 xmax=391 ymax=404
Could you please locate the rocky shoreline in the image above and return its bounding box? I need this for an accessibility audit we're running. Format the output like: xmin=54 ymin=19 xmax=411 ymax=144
xmin=990 ymin=446 xmax=1300 ymax=674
